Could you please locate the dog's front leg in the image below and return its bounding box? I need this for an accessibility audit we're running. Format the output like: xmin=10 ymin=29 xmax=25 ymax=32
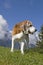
xmin=11 ymin=36 xmax=14 ymax=52
xmin=20 ymin=42 xmax=24 ymax=54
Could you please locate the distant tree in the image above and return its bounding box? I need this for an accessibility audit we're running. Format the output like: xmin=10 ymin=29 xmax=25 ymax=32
xmin=40 ymin=25 xmax=43 ymax=40
xmin=38 ymin=24 xmax=43 ymax=48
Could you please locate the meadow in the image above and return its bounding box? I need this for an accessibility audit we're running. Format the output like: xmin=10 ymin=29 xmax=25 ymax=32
xmin=0 ymin=46 xmax=43 ymax=65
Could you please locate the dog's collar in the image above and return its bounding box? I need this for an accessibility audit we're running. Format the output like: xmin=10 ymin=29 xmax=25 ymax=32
xmin=23 ymin=30 xmax=28 ymax=35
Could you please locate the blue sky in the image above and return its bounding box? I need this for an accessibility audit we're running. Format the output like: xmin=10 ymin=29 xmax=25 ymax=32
xmin=0 ymin=0 xmax=43 ymax=31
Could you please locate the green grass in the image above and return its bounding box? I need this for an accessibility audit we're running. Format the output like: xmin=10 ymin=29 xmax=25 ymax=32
xmin=0 ymin=46 xmax=43 ymax=65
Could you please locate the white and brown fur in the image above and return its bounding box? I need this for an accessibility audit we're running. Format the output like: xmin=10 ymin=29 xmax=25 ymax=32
xmin=11 ymin=20 xmax=37 ymax=54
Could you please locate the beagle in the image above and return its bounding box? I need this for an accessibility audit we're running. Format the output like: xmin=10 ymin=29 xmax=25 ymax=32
xmin=11 ymin=20 xmax=37 ymax=54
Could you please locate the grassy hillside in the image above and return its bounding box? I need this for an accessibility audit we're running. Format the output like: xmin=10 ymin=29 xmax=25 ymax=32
xmin=0 ymin=46 xmax=43 ymax=65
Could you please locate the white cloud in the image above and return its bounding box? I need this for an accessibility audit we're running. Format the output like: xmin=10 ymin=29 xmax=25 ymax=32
xmin=29 ymin=0 xmax=35 ymax=7
xmin=4 ymin=2 xmax=11 ymax=9
xmin=3 ymin=0 xmax=11 ymax=9
xmin=0 ymin=15 xmax=8 ymax=29
xmin=0 ymin=15 xmax=9 ymax=39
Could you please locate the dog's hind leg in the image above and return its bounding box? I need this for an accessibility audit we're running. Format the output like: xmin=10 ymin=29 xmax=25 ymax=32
xmin=20 ymin=42 xmax=24 ymax=54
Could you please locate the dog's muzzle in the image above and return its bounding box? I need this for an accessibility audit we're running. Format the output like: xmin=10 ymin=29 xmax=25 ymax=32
xmin=28 ymin=26 xmax=37 ymax=34
xmin=23 ymin=26 xmax=37 ymax=34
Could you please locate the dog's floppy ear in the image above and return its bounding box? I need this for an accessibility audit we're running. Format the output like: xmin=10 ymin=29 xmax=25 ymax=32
xmin=23 ymin=24 xmax=26 ymax=31
xmin=20 ymin=24 xmax=26 ymax=32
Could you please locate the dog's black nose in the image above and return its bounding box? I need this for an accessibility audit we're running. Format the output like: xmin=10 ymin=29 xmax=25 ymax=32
xmin=35 ymin=29 xmax=37 ymax=32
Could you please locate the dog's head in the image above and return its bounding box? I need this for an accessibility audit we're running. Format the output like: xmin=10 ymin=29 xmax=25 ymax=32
xmin=23 ymin=20 xmax=37 ymax=34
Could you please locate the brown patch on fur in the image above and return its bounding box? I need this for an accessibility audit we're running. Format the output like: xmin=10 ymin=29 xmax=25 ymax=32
xmin=12 ymin=20 xmax=32 ymax=35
